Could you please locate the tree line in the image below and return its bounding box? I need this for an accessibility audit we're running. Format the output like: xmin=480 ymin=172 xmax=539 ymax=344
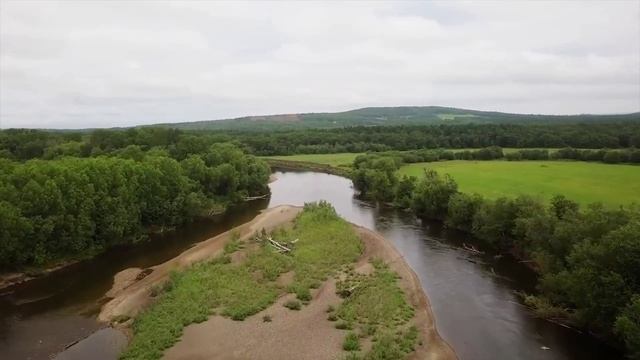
xmin=352 ymin=153 xmax=640 ymax=358
xmin=2 ymin=122 xmax=640 ymax=160
xmin=367 ymin=146 xmax=640 ymax=165
xmin=0 ymin=143 xmax=270 ymax=269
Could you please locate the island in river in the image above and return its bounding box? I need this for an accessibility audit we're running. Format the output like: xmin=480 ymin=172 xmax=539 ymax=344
xmin=98 ymin=204 xmax=456 ymax=360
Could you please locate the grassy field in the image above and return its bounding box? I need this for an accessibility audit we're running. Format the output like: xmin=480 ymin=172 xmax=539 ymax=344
xmin=399 ymin=161 xmax=640 ymax=207
xmin=264 ymin=153 xmax=362 ymax=167
xmin=263 ymin=148 xmax=556 ymax=166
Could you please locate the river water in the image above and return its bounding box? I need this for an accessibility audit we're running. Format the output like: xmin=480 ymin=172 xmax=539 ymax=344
xmin=0 ymin=170 xmax=621 ymax=360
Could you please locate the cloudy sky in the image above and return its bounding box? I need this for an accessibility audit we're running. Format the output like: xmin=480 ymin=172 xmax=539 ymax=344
xmin=1 ymin=1 xmax=639 ymax=129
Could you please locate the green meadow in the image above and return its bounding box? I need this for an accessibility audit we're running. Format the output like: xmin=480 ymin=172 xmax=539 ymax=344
xmin=398 ymin=160 xmax=640 ymax=207
xmin=263 ymin=148 xmax=554 ymax=167
xmin=264 ymin=153 xmax=362 ymax=167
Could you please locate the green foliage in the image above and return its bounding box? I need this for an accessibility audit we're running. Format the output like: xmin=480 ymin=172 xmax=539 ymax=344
xmin=394 ymin=175 xmax=417 ymax=209
xmin=350 ymin=149 xmax=640 ymax=357
xmin=0 ymin=143 xmax=270 ymax=269
xmin=446 ymin=192 xmax=483 ymax=232
xmin=120 ymin=260 xmax=279 ymax=359
xmin=333 ymin=261 xmax=417 ymax=359
xmin=122 ymin=202 xmax=364 ymax=359
xmin=410 ymin=169 xmax=458 ymax=220
xmin=343 ymin=332 xmax=361 ymax=351
xmin=616 ymin=295 xmax=640 ymax=359
xmin=364 ymin=329 xmax=418 ymax=360
xmin=283 ymin=300 xmax=301 ymax=310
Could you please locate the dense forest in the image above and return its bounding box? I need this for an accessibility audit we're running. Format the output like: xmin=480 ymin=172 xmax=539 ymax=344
xmin=0 ymin=142 xmax=270 ymax=269
xmin=154 ymin=106 xmax=640 ymax=131
xmin=351 ymin=153 xmax=640 ymax=358
xmin=2 ymin=122 xmax=640 ymax=160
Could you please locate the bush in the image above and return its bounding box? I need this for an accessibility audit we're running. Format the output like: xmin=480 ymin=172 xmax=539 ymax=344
xmin=411 ymin=169 xmax=458 ymax=220
xmin=284 ymin=300 xmax=301 ymax=310
xmin=446 ymin=193 xmax=484 ymax=232
xmin=343 ymin=332 xmax=361 ymax=351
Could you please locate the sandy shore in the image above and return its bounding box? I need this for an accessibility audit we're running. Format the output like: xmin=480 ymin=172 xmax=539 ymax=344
xmin=99 ymin=205 xmax=457 ymax=360
xmin=99 ymin=205 xmax=301 ymax=322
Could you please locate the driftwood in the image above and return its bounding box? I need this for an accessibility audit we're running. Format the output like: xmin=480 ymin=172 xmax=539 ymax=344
xmin=462 ymin=243 xmax=484 ymax=254
xmin=244 ymin=194 xmax=269 ymax=201
xmin=267 ymin=236 xmax=291 ymax=253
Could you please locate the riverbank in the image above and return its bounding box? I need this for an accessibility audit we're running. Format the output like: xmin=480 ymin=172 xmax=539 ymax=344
xmin=265 ymin=158 xmax=352 ymax=177
xmin=99 ymin=204 xmax=455 ymax=360
xmin=0 ymin=197 xmax=272 ymax=293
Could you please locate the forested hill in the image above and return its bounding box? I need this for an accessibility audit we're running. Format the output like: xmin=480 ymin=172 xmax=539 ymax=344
xmin=152 ymin=106 xmax=640 ymax=131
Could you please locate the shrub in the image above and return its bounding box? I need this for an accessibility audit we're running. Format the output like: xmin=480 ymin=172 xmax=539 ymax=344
xmin=284 ymin=300 xmax=301 ymax=310
xmin=343 ymin=332 xmax=361 ymax=351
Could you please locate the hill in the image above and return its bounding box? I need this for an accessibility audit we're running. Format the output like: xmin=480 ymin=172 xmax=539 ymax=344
xmin=152 ymin=106 xmax=640 ymax=131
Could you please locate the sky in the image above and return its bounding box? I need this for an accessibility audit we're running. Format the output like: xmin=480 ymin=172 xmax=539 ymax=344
xmin=0 ymin=1 xmax=639 ymax=129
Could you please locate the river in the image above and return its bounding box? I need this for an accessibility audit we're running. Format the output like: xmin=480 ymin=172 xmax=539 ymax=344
xmin=0 ymin=170 xmax=621 ymax=360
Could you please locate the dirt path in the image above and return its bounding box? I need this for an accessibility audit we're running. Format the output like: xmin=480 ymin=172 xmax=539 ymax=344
xmin=100 ymin=205 xmax=457 ymax=360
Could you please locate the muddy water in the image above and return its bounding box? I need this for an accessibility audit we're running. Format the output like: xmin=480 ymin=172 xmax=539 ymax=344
xmin=0 ymin=170 xmax=621 ymax=360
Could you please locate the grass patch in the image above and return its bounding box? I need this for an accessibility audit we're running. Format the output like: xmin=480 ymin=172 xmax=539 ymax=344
xmin=283 ymin=299 xmax=301 ymax=310
xmin=343 ymin=332 xmax=361 ymax=351
xmin=121 ymin=259 xmax=278 ymax=359
xmin=263 ymin=153 xmax=362 ymax=167
xmin=120 ymin=201 xmax=363 ymax=360
xmin=334 ymin=261 xmax=418 ymax=359
xmin=399 ymin=160 xmax=640 ymax=207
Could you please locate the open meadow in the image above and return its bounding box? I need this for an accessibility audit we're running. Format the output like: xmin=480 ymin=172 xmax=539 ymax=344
xmin=264 ymin=153 xmax=362 ymax=167
xmin=399 ymin=160 xmax=640 ymax=207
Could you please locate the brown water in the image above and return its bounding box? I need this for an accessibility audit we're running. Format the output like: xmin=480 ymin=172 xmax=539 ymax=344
xmin=0 ymin=170 xmax=622 ymax=360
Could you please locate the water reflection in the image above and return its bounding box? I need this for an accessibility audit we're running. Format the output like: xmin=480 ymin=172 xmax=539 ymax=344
xmin=0 ymin=202 xmax=266 ymax=360
xmin=267 ymin=171 xmax=620 ymax=360
xmin=0 ymin=170 xmax=621 ymax=360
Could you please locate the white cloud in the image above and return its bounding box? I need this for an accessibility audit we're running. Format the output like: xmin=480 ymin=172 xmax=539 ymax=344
xmin=0 ymin=0 xmax=638 ymax=128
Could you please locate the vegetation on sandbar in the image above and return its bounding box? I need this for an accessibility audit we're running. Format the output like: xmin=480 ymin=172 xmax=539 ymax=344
xmin=120 ymin=202 xmax=366 ymax=360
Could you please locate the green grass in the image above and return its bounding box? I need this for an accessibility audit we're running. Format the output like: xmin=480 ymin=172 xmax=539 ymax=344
xmin=334 ymin=260 xmax=418 ymax=359
xmin=120 ymin=202 xmax=364 ymax=360
xmin=262 ymin=149 xmax=554 ymax=167
xmin=399 ymin=160 xmax=640 ymax=207
xmin=264 ymin=153 xmax=362 ymax=167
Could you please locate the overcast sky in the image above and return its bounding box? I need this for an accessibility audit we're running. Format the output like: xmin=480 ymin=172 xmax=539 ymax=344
xmin=1 ymin=1 xmax=639 ymax=129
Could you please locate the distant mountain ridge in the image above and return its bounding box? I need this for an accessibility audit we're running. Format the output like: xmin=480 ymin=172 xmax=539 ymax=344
xmin=151 ymin=106 xmax=640 ymax=131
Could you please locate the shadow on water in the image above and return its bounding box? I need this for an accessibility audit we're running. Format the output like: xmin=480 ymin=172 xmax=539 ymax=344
xmin=0 ymin=170 xmax=623 ymax=360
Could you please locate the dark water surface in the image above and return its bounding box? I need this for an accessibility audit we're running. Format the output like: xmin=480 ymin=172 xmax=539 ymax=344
xmin=0 ymin=170 xmax=620 ymax=360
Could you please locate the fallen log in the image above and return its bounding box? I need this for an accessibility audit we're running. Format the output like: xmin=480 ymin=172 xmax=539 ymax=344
xmin=244 ymin=194 xmax=269 ymax=201
xmin=267 ymin=237 xmax=291 ymax=253
xmin=462 ymin=243 xmax=484 ymax=254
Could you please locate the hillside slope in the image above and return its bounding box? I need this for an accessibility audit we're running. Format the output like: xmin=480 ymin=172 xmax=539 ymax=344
xmin=152 ymin=106 xmax=640 ymax=131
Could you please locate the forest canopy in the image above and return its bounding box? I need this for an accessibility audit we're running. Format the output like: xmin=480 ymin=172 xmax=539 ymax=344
xmin=0 ymin=143 xmax=270 ymax=269
xmin=2 ymin=121 xmax=640 ymax=160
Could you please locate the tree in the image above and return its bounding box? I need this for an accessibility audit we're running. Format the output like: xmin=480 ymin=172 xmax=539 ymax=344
xmin=411 ymin=169 xmax=458 ymax=220
xmin=616 ymin=295 xmax=640 ymax=360
xmin=446 ymin=192 xmax=483 ymax=232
